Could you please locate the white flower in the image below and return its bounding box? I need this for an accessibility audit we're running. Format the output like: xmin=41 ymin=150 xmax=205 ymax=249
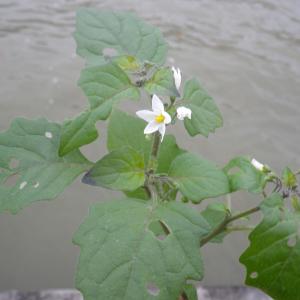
xmin=177 ymin=106 xmax=192 ymax=120
xmin=136 ymin=94 xmax=171 ymax=141
xmin=172 ymin=66 xmax=181 ymax=91
xmin=251 ymin=158 xmax=264 ymax=171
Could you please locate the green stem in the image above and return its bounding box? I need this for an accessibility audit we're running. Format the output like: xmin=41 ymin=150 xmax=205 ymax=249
xmin=200 ymin=206 xmax=260 ymax=247
xmin=148 ymin=132 xmax=161 ymax=174
xmin=144 ymin=132 xmax=161 ymax=202
xmin=226 ymin=225 xmax=254 ymax=233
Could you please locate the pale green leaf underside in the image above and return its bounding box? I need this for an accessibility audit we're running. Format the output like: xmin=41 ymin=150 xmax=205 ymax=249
xmin=223 ymin=156 xmax=268 ymax=194
xmin=107 ymin=109 xmax=184 ymax=174
xmin=169 ymin=153 xmax=230 ymax=203
xmin=182 ymin=79 xmax=223 ymax=137
xmin=82 ymin=146 xmax=145 ymax=191
xmin=145 ymin=67 xmax=179 ymax=97
xmin=74 ymin=198 xmax=210 ymax=300
xmin=240 ymin=193 xmax=300 ymax=300
xmin=75 ymin=9 xmax=167 ymax=66
xmin=0 ymin=118 xmax=91 ymax=214
xmin=59 ymin=63 xmax=140 ymax=156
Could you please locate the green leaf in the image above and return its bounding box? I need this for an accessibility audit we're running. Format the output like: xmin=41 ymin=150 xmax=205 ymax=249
xmin=73 ymin=198 xmax=210 ymax=300
xmin=240 ymin=193 xmax=300 ymax=300
xmin=107 ymin=109 xmax=151 ymax=159
xmin=59 ymin=63 xmax=140 ymax=156
xmin=107 ymin=109 xmax=184 ymax=173
xmin=282 ymin=167 xmax=297 ymax=189
xmin=182 ymin=284 xmax=198 ymax=300
xmin=79 ymin=63 xmax=140 ymax=118
xmin=181 ymin=79 xmax=223 ymax=137
xmin=145 ymin=67 xmax=179 ymax=97
xmin=200 ymin=202 xmax=229 ymax=243
xmin=169 ymin=153 xmax=230 ymax=203
xmin=75 ymin=9 xmax=167 ymax=66
xmin=59 ymin=111 xmax=98 ymax=156
xmin=82 ymin=146 xmax=145 ymax=191
xmin=124 ymin=187 xmax=149 ymax=200
xmin=0 ymin=118 xmax=91 ymax=214
xmin=223 ymin=156 xmax=268 ymax=193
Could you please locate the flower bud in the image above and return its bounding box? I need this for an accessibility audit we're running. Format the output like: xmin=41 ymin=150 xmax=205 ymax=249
xmin=177 ymin=106 xmax=192 ymax=121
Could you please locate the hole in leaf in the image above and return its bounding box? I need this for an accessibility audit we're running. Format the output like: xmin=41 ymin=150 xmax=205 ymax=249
xmin=148 ymin=220 xmax=171 ymax=241
xmin=287 ymin=236 xmax=297 ymax=247
xmin=146 ymin=282 xmax=160 ymax=296
xmin=9 ymin=158 xmax=19 ymax=170
xmin=45 ymin=131 xmax=53 ymax=139
xmin=102 ymin=47 xmax=118 ymax=57
xmin=250 ymin=272 xmax=258 ymax=279
xmin=33 ymin=181 xmax=40 ymax=189
xmin=227 ymin=166 xmax=240 ymax=175
xmin=4 ymin=173 xmax=20 ymax=187
xmin=19 ymin=181 xmax=27 ymax=190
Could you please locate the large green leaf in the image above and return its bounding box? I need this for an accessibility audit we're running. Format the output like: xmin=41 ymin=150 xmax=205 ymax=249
xmin=223 ymin=156 xmax=268 ymax=193
xmin=74 ymin=9 xmax=167 ymax=66
xmin=169 ymin=153 xmax=230 ymax=203
xmin=0 ymin=118 xmax=91 ymax=214
xmin=59 ymin=63 xmax=140 ymax=156
xmin=145 ymin=67 xmax=179 ymax=97
xmin=181 ymin=79 xmax=223 ymax=137
xmin=240 ymin=193 xmax=300 ymax=300
xmin=82 ymin=146 xmax=145 ymax=191
xmin=73 ymin=198 xmax=210 ymax=300
xmin=107 ymin=109 xmax=184 ymax=173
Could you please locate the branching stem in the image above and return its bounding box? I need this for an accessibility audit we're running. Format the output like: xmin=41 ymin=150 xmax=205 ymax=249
xmin=200 ymin=206 xmax=260 ymax=247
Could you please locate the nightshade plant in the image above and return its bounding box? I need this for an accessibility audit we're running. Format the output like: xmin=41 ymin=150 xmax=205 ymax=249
xmin=1 ymin=9 xmax=300 ymax=300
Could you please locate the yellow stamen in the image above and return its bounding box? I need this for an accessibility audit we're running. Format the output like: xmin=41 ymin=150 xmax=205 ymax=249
xmin=155 ymin=114 xmax=165 ymax=123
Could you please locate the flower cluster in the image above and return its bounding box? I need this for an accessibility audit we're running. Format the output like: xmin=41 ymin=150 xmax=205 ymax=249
xmin=136 ymin=66 xmax=192 ymax=140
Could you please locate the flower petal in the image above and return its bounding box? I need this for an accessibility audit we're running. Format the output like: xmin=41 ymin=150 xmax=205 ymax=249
xmin=251 ymin=158 xmax=264 ymax=171
xmin=172 ymin=66 xmax=181 ymax=90
xmin=158 ymin=124 xmax=166 ymax=141
xmin=144 ymin=121 xmax=160 ymax=134
xmin=136 ymin=110 xmax=156 ymax=122
xmin=152 ymin=94 xmax=165 ymax=114
xmin=163 ymin=111 xmax=172 ymax=124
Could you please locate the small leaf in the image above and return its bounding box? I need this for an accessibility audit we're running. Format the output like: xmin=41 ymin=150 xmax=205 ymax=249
xmin=182 ymin=284 xmax=198 ymax=300
xmin=223 ymin=156 xmax=268 ymax=193
xmin=145 ymin=67 xmax=179 ymax=97
xmin=75 ymin=9 xmax=167 ymax=66
xmin=282 ymin=167 xmax=297 ymax=189
xmin=240 ymin=193 xmax=300 ymax=300
xmin=181 ymin=79 xmax=223 ymax=137
xmin=83 ymin=146 xmax=145 ymax=191
xmin=114 ymin=55 xmax=141 ymax=71
xmin=59 ymin=62 xmax=140 ymax=156
xmin=74 ymin=198 xmax=211 ymax=300
xmin=169 ymin=153 xmax=230 ymax=203
xmin=0 ymin=118 xmax=91 ymax=214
